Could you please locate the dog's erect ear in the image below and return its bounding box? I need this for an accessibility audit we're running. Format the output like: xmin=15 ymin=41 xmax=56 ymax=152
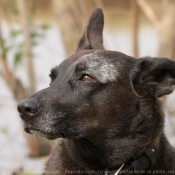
xmin=76 ymin=8 xmax=105 ymax=52
xmin=131 ymin=57 xmax=175 ymax=98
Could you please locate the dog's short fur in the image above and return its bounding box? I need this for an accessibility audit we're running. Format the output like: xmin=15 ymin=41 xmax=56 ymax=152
xmin=18 ymin=9 xmax=175 ymax=174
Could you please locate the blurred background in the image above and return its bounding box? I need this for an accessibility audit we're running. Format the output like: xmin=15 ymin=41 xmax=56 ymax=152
xmin=0 ymin=0 xmax=175 ymax=174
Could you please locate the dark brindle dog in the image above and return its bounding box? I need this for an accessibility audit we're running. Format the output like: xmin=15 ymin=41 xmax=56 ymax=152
xmin=17 ymin=9 xmax=175 ymax=175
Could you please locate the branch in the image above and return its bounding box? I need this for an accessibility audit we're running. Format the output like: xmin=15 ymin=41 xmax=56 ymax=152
xmin=17 ymin=0 xmax=35 ymax=94
xmin=69 ymin=1 xmax=84 ymax=27
xmin=0 ymin=25 xmax=26 ymax=102
xmin=0 ymin=27 xmax=12 ymax=83
xmin=136 ymin=0 xmax=160 ymax=30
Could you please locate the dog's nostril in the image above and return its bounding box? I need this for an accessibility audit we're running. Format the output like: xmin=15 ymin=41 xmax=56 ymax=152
xmin=25 ymin=107 xmax=32 ymax=113
xmin=25 ymin=106 xmax=39 ymax=114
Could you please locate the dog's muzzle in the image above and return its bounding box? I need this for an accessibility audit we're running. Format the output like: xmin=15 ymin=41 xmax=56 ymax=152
xmin=17 ymin=99 xmax=40 ymax=121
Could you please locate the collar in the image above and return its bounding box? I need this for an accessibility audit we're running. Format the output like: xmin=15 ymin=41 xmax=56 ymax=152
xmin=105 ymin=145 xmax=157 ymax=175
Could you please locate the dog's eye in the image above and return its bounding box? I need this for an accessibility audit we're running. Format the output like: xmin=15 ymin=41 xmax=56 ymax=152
xmin=81 ymin=75 xmax=93 ymax=81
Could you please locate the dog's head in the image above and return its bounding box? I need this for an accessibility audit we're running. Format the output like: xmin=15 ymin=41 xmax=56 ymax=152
xmin=17 ymin=8 xmax=175 ymax=150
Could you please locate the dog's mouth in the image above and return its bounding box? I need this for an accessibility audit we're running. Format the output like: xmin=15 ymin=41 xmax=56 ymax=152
xmin=24 ymin=125 xmax=80 ymax=140
xmin=24 ymin=126 xmax=65 ymax=140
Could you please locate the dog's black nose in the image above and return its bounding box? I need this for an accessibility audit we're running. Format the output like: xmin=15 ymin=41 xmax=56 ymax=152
xmin=17 ymin=99 xmax=40 ymax=120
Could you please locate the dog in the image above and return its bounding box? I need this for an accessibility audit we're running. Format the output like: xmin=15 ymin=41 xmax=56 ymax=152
xmin=17 ymin=8 xmax=175 ymax=175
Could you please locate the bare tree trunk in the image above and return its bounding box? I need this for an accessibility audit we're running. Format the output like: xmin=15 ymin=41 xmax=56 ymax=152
xmin=14 ymin=0 xmax=51 ymax=157
xmin=16 ymin=0 xmax=35 ymax=94
xmin=157 ymin=3 xmax=175 ymax=58
xmin=16 ymin=0 xmax=40 ymax=157
xmin=131 ymin=0 xmax=139 ymax=58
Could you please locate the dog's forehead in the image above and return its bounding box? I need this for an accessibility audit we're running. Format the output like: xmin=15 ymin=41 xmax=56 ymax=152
xmin=73 ymin=52 xmax=121 ymax=83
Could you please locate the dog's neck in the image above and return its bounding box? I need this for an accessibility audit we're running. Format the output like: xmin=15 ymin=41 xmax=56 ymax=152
xmin=68 ymin=137 xmax=108 ymax=170
xmin=67 ymin=134 xmax=161 ymax=172
xmin=67 ymin=132 xmax=175 ymax=175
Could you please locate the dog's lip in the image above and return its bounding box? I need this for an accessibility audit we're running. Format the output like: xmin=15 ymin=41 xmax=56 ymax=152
xmin=24 ymin=126 xmax=80 ymax=139
xmin=24 ymin=126 xmax=58 ymax=139
xmin=30 ymin=130 xmax=59 ymax=140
